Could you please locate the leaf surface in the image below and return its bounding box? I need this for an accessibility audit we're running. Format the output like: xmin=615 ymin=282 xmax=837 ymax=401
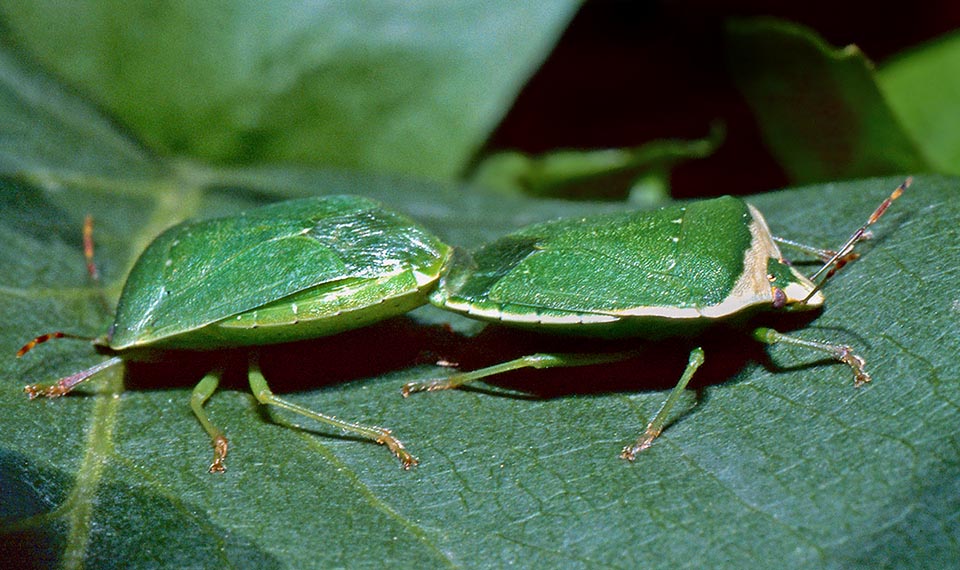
xmin=2 ymin=29 xmax=959 ymax=570
xmin=0 ymin=1 xmax=578 ymax=180
xmin=727 ymin=18 xmax=931 ymax=183
xmin=879 ymin=30 xmax=960 ymax=175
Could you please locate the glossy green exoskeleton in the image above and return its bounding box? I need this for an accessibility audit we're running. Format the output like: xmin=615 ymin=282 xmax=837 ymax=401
xmin=19 ymin=196 xmax=452 ymax=471
xmin=405 ymin=181 xmax=907 ymax=459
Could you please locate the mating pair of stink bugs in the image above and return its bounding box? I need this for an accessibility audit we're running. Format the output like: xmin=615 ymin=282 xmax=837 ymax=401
xmin=18 ymin=180 xmax=907 ymax=471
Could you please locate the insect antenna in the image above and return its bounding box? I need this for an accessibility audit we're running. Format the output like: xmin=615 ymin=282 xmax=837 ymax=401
xmin=802 ymin=177 xmax=909 ymax=303
xmin=82 ymin=214 xmax=116 ymax=316
xmin=16 ymin=215 xmax=110 ymax=358
xmin=83 ymin=214 xmax=99 ymax=281
xmin=16 ymin=332 xmax=99 ymax=358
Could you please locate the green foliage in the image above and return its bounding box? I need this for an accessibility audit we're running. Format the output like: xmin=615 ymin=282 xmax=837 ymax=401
xmin=727 ymin=18 xmax=960 ymax=183
xmin=879 ymin=32 xmax=960 ymax=175
xmin=470 ymin=125 xmax=723 ymax=203
xmin=1 ymin=7 xmax=959 ymax=570
xmin=726 ymin=18 xmax=930 ymax=182
xmin=0 ymin=0 xmax=578 ymax=179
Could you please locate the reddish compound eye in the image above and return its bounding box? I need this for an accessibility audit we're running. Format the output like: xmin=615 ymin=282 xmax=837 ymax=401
xmin=772 ymin=286 xmax=787 ymax=309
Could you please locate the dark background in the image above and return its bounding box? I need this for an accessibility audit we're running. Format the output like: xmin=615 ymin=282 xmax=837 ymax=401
xmin=488 ymin=0 xmax=960 ymax=196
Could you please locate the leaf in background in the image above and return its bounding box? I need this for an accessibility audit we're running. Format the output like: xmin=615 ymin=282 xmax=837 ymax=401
xmin=469 ymin=123 xmax=723 ymax=204
xmin=0 ymin=0 xmax=579 ymax=180
xmin=726 ymin=18 xmax=931 ymax=183
xmin=2 ymin=32 xmax=960 ymax=570
xmin=878 ymin=31 xmax=960 ymax=176
xmin=0 ymin=44 xmax=161 ymax=181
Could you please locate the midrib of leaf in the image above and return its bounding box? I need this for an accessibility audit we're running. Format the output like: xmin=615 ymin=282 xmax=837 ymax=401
xmin=0 ymin=284 xmax=99 ymax=300
xmin=23 ymin=170 xmax=205 ymax=566
xmin=66 ymin=180 xmax=202 ymax=562
xmin=53 ymin=365 xmax=123 ymax=570
xmin=124 ymin=180 xmax=204 ymax=279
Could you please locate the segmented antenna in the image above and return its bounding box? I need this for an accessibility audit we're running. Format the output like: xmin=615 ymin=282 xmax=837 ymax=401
xmin=17 ymin=332 xmax=96 ymax=358
xmin=83 ymin=214 xmax=99 ymax=281
xmin=802 ymin=178 xmax=910 ymax=303
xmin=17 ymin=214 xmax=107 ymax=357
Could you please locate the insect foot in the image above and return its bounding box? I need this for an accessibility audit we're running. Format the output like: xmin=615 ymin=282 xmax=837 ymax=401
xmin=620 ymin=425 xmax=662 ymax=461
xmin=376 ymin=430 xmax=419 ymax=470
xmin=208 ymin=435 xmax=229 ymax=474
xmin=838 ymin=348 xmax=871 ymax=387
xmin=401 ymin=379 xmax=446 ymax=397
xmin=621 ymin=347 xmax=706 ymax=460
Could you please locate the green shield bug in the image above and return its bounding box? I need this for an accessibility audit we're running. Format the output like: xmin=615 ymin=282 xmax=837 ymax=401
xmin=404 ymin=180 xmax=908 ymax=459
xmin=18 ymin=195 xmax=452 ymax=472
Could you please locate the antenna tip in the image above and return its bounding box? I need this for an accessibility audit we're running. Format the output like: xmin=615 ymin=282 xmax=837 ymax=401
xmin=891 ymin=177 xmax=911 ymax=201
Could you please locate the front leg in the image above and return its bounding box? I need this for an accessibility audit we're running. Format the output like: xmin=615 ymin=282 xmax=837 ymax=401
xmin=753 ymin=327 xmax=869 ymax=386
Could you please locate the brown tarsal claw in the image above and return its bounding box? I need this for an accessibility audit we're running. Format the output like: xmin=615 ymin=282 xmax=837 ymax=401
xmin=24 ymin=383 xmax=68 ymax=399
xmin=401 ymin=380 xmax=444 ymax=397
xmin=620 ymin=441 xmax=652 ymax=462
xmin=838 ymin=347 xmax=870 ymax=387
xmin=398 ymin=453 xmax=419 ymax=470
xmin=620 ymin=447 xmax=639 ymax=462
xmin=208 ymin=435 xmax=229 ymax=474
xmin=378 ymin=430 xmax=418 ymax=469
xmin=620 ymin=427 xmax=661 ymax=461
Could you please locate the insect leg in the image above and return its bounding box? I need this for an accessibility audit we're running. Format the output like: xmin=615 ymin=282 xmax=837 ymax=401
xmin=401 ymin=351 xmax=637 ymax=396
xmin=24 ymin=356 xmax=123 ymax=398
xmin=753 ymin=327 xmax=869 ymax=386
xmin=190 ymin=374 xmax=229 ymax=473
xmin=620 ymin=347 xmax=705 ymax=461
xmin=246 ymin=367 xmax=417 ymax=469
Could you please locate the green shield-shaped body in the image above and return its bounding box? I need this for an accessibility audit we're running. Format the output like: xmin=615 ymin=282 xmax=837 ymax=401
xmin=110 ymin=195 xmax=451 ymax=350
xmin=407 ymin=186 xmax=905 ymax=458
xmin=430 ymin=196 xmax=819 ymax=338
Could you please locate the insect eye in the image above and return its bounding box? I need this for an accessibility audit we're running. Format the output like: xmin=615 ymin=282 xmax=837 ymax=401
xmin=772 ymin=287 xmax=787 ymax=309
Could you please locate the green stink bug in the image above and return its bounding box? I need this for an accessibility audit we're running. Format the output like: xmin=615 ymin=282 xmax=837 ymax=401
xmin=18 ymin=195 xmax=452 ymax=471
xmin=404 ymin=180 xmax=907 ymax=459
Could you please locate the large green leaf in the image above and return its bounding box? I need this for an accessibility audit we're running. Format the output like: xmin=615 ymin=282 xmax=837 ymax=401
xmin=878 ymin=31 xmax=960 ymax=175
xmin=0 ymin=1 xmax=578 ymax=180
xmin=2 ymin=32 xmax=959 ymax=570
xmin=727 ymin=18 xmax=932 ymax=183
